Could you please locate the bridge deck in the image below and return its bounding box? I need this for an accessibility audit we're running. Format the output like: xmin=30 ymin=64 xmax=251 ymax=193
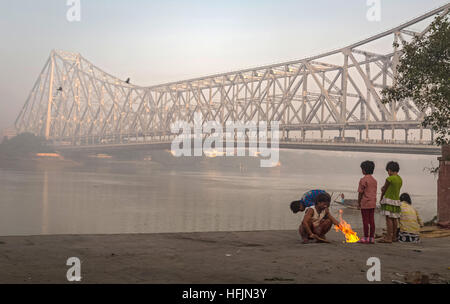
xmin=55 ymin=141 xmax=441 ymax=155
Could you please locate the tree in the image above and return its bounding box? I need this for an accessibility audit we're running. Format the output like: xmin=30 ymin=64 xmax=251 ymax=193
xmin=382 ymin=15 xmax=450 ymax=146
xmin=0 ymin=133 xmax=54 ymax=159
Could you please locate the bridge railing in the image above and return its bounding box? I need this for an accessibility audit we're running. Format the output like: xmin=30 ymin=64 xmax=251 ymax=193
xmin=282 ymin=138 xmax=434 ymax=145
xmin=51 ymin=132 xmax=435 ymax=148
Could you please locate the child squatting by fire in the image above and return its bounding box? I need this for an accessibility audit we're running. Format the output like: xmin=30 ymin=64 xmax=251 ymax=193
xmin=291 ymin=192 xmax=340 ymax=243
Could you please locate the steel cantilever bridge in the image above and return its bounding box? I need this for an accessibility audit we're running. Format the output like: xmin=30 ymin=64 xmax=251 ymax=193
xmin=14 ymin=5 xmax=449 ymax=155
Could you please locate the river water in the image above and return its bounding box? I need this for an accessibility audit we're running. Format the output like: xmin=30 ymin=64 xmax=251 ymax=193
xmin=0 ymin=149 xmax=438 ymax=236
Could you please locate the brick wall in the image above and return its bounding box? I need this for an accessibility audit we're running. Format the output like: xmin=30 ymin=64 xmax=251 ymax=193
xmin=438 ymin=151 xmax=450 ymax=223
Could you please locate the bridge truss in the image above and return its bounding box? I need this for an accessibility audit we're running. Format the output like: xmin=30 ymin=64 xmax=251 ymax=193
xmin=14 ymin=4 xmax=449 ymax=146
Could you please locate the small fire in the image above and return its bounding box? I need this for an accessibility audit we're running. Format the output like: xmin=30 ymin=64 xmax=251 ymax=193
xmin=334 ymin=209 xmax=360 ymax=243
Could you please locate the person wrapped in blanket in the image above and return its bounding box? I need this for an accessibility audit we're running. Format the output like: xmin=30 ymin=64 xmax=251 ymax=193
xmin=398 ymin=193 xmax=423 ymax=243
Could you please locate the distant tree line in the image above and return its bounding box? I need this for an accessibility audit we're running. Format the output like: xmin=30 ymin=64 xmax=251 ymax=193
xmin=0 ymin=133 xmax=54 ymax=159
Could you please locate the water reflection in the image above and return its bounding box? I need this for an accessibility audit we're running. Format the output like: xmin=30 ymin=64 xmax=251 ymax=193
xmin=0 ymin=149 xmax=439 ymax=236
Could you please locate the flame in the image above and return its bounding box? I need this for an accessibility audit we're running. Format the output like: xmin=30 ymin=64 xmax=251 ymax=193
xmin=334 ymin=209 xmax=360 ymax=243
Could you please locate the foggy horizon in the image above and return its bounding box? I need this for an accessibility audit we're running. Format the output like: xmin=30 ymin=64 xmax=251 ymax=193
xmin=1 ymin=0 xmax=448 ymax=131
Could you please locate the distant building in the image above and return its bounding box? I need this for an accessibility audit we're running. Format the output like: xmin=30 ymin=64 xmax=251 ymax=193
xmin=1 ymin=127 xmax=17 ymax=142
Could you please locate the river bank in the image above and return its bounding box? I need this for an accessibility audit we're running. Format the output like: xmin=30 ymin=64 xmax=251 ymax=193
xmin=0 ymin=230 xmax=448 ymax=284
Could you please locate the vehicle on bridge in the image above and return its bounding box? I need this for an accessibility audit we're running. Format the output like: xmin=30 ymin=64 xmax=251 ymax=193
xmin=334 ymin=137 xmax=357 ymax=144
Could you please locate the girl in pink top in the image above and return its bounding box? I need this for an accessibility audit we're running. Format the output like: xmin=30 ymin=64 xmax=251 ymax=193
xmin=357 ymin=161 xmax=378 ymax=244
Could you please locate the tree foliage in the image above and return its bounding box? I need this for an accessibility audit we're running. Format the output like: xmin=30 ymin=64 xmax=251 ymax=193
xmin=0 ymin=133 xmax=54 ymax=159
xmin=382 ymin=15 xmax=450 ymax=146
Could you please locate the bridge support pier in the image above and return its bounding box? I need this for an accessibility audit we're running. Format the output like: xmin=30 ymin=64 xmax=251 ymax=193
xmin=405 ymin=129 xmax=409 ymax=144
xmin=301 ymin=128 xmax=305 ymax=141
xmin=381 ymin=129 xmax=385 ymax=142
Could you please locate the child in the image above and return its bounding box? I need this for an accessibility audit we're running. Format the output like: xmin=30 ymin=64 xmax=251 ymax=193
xmin=379 ymin=161 xmax=402 ymax=243
xmin=398 ymin=193 xmax=423 ymax=243
xmin=290 ymin=189 xmax=328 ymax=213
xmin=357 ymin=161 xmax=377 ymax=244
xmin=299 ymin=192 xmax=340 ymax=244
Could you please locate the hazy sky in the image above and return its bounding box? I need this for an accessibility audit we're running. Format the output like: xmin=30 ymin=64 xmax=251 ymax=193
xmin=0 ymin=0 xmax=448 ymax=131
